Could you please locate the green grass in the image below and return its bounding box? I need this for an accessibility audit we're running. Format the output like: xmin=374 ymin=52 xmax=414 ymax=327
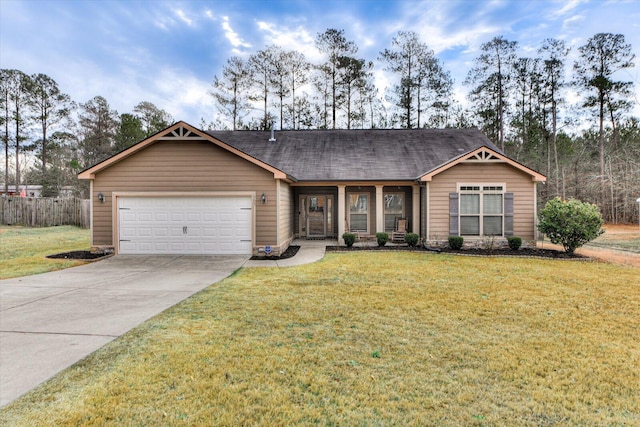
xmin=1 ymin=252 xmax=638 ymax=425
xmin=0 ymin=226 xmax=91 ymax=279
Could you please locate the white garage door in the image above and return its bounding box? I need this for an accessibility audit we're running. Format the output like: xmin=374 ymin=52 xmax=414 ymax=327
xmin=118 ymin=196 xmax=252 ymax=255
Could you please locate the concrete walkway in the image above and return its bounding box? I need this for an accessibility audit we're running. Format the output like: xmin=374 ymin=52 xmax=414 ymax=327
xmin=243 ymin=239 xmax=333 ymax=267
xmin=0 ymin=255 xmax=247 ymax=407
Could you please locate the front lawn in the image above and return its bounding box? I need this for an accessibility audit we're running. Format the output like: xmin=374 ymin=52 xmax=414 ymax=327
xmin=0 ymin=226 xmax=91 ymax=279
xmin=1 ymin=253 xmax=638 ymax=425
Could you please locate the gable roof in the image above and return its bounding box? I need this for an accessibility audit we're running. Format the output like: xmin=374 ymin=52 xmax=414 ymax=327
xmin=420 ymin=145 xmax=547 ymax=182
xmin=207 ymin=128 xmax=535 ymax=181
xmin=79 ymin=122 xmax=545 ymax=183
xmin=78 ymin=122 xmax=289 ymax=180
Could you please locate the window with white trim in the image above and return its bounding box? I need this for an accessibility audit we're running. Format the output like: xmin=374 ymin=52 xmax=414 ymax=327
xmin=349 ymin=193 xmax=369 ymax=233
xmin=384 ymin=193 xmax=404 ymax=232
xmin=459 ymin=184 xmax=505 ymax=236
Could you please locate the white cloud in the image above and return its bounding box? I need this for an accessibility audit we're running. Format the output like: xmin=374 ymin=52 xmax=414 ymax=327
xmin=256 ymin=20 xmax=319 ymax=60
xmin=151 ymin=69 xmax=213 ymax=122
xmin=549 ymin=0 xmax=586 ymax=18
xmin=562 ymin=14 xmax=585 ymax=32
xmin=222 ymin=16 xmax=251 ymax=49
xmin=175 ymin=9 xmax=193 ymax=27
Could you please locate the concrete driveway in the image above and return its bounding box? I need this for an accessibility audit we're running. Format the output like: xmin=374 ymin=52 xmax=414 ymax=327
xmin=0 ymin=255 xmax=248 ymax=407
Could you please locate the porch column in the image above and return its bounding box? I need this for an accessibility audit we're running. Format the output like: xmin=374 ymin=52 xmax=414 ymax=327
xmin=412 ymin=185 xmax=420 ymax=236
xmin=337 ymin=185 xmax=346 ymax=244
xmin=376 ymin=185 xmax=384 ymax=233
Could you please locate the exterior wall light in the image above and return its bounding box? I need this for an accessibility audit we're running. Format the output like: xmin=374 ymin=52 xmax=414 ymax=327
xmin=98 ymin=192 xmax=105 ymax=203
xmin=261 ymin=193 xmax=267 ymax=204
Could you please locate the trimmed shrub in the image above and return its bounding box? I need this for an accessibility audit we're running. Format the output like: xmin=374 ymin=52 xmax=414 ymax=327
xmin=448 ymin=236 xmax=464 ymax=250
xmin=404 ymin=232 xmax=419 ymax=247
xmin=342 ymin=232 xmax=356 ymax=247
xmin=376 ymin=232 xmax=389 ymax=247
xmin=537 ymin=197 xmax=604 ymax=254
xmin=507 ymin=236 xmax=522 ymax=250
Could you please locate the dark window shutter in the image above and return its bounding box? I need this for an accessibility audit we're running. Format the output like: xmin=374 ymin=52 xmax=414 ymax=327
xmin=504 ymin=192 xmax=514 ymax=236
xmin=449 ymin=193 xmax=459 ymax=236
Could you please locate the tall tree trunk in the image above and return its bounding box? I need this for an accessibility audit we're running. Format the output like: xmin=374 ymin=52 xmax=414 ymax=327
xmin=598 ymin=89 xmax=605 ymax=213
xmin=291 ymin=80 xmax=296 ymax=129
xmin=14 ymin=116 xmax=20 ymax=191
xmin=331 ymin=67 xmax=336 ymax=129
xmin=552 ymin=97 xmax=559 ymax=197
xmin=41 ymin=116 xmax=47 ymax=174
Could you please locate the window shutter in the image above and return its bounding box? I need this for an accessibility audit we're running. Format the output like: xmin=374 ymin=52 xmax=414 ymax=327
xmin=504 ymin=192 xmax=514 ymax=236
xmin=449 ymin=193 xmax=459 ymax=236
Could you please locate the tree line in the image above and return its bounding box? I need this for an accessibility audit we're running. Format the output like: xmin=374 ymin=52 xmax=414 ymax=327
xmin=2 ymin=29 xmax=638 ymax=223
xmin=1 ymin=69 xmax=173 ymax=197
xmin=210 ymin=29 xmax=638 ymax=223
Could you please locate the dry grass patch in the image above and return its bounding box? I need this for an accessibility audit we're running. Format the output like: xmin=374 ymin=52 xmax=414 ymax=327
xmin=1 ymin=253 xmax=638 ymax=425
xmin=587 ymin=223 xmax=640 ymax=253
xmin=0 ymin=226 xmax=90 ymax=279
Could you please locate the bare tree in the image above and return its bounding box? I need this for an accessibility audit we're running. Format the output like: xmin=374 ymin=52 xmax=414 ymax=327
xmin=210 ymin=57 xmax=252 ymax=130
xmin=379 ymin=31 xmax=452 ymax=129
xmin=286 ymin=51 xmax=310 ymax=129
xmin=338 ymin=57 xmax=372 ymax=129
xmin=26 ymin=73 xmax=74 ymax=177
xmin=465 ymin=36 xmax=518 ymax=150
xmin=539 ymin=38 xmax=570 ymax=196
xmin=1 ymin=70 xmax=31 ymax=191
xmin=0 ymin=69 xmax=11 ymax=193
xmin=249 ymin=46 xmax=279 ymax=130
xmin=574 ymin=33 xmax=635 ymax=210
xmin=315 ymin=29 xmax=357 ymax=129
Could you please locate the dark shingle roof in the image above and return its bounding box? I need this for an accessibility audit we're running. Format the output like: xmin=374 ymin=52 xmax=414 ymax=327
xmin=206 ymin=128 xmax=501 ymax=181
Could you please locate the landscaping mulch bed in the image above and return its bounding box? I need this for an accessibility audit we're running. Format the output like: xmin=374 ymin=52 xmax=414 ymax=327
xmin=46 ymin=251 xmax=112 ymax=261
xmin=326 ymin=245 xmax=588 ymax=259
xmin=250 ymin=245 xmax=300 ymax=260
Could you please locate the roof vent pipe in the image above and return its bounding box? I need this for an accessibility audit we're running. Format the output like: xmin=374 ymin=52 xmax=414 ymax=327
xmin=269 ymin=123 xmax=276 ymax=142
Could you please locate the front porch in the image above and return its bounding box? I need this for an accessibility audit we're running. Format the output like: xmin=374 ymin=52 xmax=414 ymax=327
xmin=293 ymin=184 xmax=421 ymax=244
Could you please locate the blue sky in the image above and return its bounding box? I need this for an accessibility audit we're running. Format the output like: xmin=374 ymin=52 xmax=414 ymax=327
xmin=1 ymin=0 xmax=639 ymax=126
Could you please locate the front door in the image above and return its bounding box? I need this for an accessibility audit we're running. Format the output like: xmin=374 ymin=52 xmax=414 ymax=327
xmin=299 ymin=195 xmax=332 ymax=239
xmin=307 ymin=196 xmax=326 ymax=238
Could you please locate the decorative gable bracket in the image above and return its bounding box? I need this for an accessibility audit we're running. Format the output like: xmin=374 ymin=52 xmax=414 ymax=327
xmin=465 ymin=150 xmax=500 ymax=162
xmin=158 ymin=126 xmax=205 ymax=140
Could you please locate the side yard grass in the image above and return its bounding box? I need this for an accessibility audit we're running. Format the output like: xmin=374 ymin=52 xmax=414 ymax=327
xmin=1 ymin=252 xmax=638 ymax=425
xmin=0 ymin=226 xmax=90 ymax=279
xmin=586 ymin=223 xmax=640 ymax=253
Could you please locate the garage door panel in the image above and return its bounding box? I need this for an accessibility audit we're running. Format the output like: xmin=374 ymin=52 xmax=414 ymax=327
xmin=118 ymin=196 xmax=253 ymax=255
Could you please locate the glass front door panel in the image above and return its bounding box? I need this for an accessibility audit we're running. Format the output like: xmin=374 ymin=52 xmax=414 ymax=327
xmin=307 ymin=196 xmax=326 ymax=237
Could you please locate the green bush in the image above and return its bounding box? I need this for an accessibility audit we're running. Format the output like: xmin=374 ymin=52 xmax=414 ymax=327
xmin=404 ymin=232 xmax=419 ymax=247
xmin=342 ymin=232 xmax=356 ymax=247
xmin=376 ymin=232 xmax=389 ymax=247
xmin=537 ymin=197 xmax=604 ymax=254
xmin=507 ymin=236 xmax=522 ymax=250
xmin=448 ymin=236 xmax=464 ymax=250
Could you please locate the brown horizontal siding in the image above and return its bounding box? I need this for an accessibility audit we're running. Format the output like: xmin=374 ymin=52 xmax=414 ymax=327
xmin=279 ymin=181 xmax=293 ymax=245
xmin=428 ymin=162 xmax=537 ymax=241
xmin=92 ymin=140 xmax=277 ymax=247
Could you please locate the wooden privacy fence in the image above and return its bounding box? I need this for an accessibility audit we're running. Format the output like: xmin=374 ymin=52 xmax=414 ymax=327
xmin=0 ymin=197 xmax=90 ymax=229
